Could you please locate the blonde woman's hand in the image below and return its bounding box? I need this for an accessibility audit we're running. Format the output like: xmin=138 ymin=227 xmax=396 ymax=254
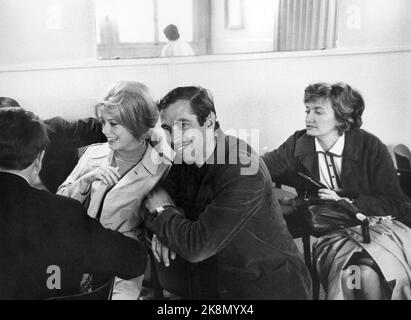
xmin=81 ymin=165 xmax=121 ymax=187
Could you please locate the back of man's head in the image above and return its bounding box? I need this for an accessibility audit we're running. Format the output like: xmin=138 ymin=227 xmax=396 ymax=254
xmin=0 ymin=108 xmax=49 ymax=170
xmin=163 ymin=24 xmax=180 ymax=41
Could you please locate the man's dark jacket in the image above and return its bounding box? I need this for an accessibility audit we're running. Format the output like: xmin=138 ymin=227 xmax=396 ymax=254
xmin=41 ymin=117 xmax=105 ymax=193
xmin=145 ymin=129 xmax=312 ymax=300
xmin=262 ymin=129 xmax=411 ymax=226
xmin=0 ymin=172 xmax=147 ymax=300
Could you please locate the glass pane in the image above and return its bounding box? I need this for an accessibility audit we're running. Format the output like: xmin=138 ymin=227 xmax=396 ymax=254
xmin=227 ymin=0 xmax=243 ymax=29
xmin=117 ymin=0 xmax=154 ymax=43
xmin=158 ymin=0 xmax=193 ymax=42
xmin=95 ymin=0 xmax=155 ymax=43
xmin=95 ymin=0 xmax=116 ymax=44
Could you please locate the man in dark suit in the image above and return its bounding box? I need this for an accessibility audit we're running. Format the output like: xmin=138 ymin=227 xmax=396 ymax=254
xmin=0 ymin=107 xmax=147 ymax=299
xmin=144 ymin=86 xmax=311 ymax=300
xmin=0 ymin=97 xmax=106 ymax=193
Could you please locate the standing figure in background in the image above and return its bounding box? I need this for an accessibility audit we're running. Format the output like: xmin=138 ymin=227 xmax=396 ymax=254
xmin=160 ymin=24 xmax=194 ymax=57
xmin=58 ymin=82 xmax=171 ymax=299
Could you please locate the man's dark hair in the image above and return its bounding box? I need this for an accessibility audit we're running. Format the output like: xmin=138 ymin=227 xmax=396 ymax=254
xmin=158 ymin=86 xmax=220 ymax=130
xmin=163 ymin=24 xmax=180 ymax=41
xmin=0 ymin=97 xmax=21 ymax=109
xmin=0 ymin=108 xmax=49 ymax=170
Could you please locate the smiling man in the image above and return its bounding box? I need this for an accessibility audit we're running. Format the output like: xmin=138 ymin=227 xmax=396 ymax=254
xmin=144 ymin=86 xmax=311 ymax=300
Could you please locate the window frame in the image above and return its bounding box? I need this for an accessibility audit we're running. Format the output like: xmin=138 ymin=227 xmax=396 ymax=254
xmin=96 ymin=0 xmax=204 ymax=59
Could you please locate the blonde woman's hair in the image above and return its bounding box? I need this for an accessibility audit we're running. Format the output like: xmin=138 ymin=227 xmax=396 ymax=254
xmin=96 ymin=81 xmax=159 ymax=140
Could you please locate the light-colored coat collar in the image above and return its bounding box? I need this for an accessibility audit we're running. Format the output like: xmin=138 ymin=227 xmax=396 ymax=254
xmin=88 ymin=142 xmax=163 ymax=177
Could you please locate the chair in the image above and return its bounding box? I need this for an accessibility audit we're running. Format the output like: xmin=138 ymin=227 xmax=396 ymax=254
xmin=393 ymin=144 xmax=411 ymax=198
xmin=393 ymin=144 xmax=411 ymax=171
xmin=273 ymin=184 xmax=314 ymax=291
xmin=47 ymin=277 xmax=115 ymax=300
xmin=398 ymin=169 xmax=411 ymax=199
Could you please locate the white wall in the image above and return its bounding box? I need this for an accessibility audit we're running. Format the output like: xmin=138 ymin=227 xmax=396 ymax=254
xmin=338 ymin=0 xmax=411 ymax=49
xmin=0 ymin=0 xmax=410 ymax=152
xmin=0 ymin=0 xmax=96 ymax=65
xmin=210 ymin=0 xmax=278 ymax=54
xmin=173 ymin=50 xmax=411 ymax=151
xmin=0 ymin=63 xmax=171 ymax=120
xmin=1 ymin=49 xmax=410 ymax=151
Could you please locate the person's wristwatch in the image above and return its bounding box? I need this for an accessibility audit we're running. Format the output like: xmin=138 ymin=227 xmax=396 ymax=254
xmin=151 ymin=204 xmax=175 ymax=216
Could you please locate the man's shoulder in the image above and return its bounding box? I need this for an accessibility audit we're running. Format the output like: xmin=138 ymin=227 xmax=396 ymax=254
xmin=210 ymin=133 xmax=265 ymax=179
xmin=31 ymin=187 xmax=85 ymax=215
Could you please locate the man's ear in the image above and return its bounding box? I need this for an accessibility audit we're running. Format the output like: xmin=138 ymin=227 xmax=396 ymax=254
xmin=206 ymin=113 xmax=216 ymax=130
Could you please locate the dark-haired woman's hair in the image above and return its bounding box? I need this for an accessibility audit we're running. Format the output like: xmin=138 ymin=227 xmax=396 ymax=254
xmin=304 ymin=82 xmax=365 ymax=134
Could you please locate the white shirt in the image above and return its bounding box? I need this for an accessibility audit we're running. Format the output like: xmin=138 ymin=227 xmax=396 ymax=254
xmin=160 ymin=39 xmax=195 ymax=57
xmin=315 ymin=134 xmax=345 ymax=191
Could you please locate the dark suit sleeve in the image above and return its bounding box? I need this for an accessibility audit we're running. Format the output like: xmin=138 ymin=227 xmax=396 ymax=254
xmin=44 ymin=117 xmax=106 ymax=148
xmin=353 ymin=141 xmax=409 ymax=218
xmin=262 ymin=133 xmax=299 ymax=186
xmin=145 ymin=164 xmax=266 ymax=264
xmin=68 ymin=202 xmax=147 ymax=280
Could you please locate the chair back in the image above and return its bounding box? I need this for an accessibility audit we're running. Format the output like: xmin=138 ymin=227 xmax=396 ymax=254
xmin=47 ymin=277 xmax=114 ymax=300
xmin=394 ymin=144 xmax=411 ymax=171
xmin=398 ymin=169 xmax=411 ymax=199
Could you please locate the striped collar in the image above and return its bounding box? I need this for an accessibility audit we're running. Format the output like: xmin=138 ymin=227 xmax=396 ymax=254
xmin=315 ymin=133 xmax=345 ymax=157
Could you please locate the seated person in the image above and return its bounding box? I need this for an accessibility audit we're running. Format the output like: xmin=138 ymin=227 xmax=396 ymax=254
xmin=0 ymin=107 xmax=147 ymax=300
xmin=160 ymin=24 xmax=194 ymax=57
xmin=263 ymin=82 xmax=411 ymax=299
xmin=0 ymin=97 xmax=106 ymax=193
xmin=144 ymin=86 xmax=312 ymax=300
xmin=57 ymin=82 xmax=171 ymax=300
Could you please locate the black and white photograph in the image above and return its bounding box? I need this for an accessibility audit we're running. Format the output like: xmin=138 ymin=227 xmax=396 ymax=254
xmin=1 ymin=0 xmax=411 ymax=308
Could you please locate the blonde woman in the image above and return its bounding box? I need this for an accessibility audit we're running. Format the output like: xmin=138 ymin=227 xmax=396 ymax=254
xmin=58 ymin=82 xmax=171 ymax=299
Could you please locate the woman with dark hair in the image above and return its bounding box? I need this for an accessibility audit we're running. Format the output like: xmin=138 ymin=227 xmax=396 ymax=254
xmin=58 ymin=81 xmax=171 ymax=299
xmin=263 ymin=82 xmax=411 ymax=299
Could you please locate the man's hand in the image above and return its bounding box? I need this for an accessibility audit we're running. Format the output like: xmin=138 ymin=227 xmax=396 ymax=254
xmin=145 ymin=187 xmax=175 ymax=214
xmin=151 ymin=234 xmax=176 ymax=267
xmin=279 ymin=197 xmax=298 ymax=216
